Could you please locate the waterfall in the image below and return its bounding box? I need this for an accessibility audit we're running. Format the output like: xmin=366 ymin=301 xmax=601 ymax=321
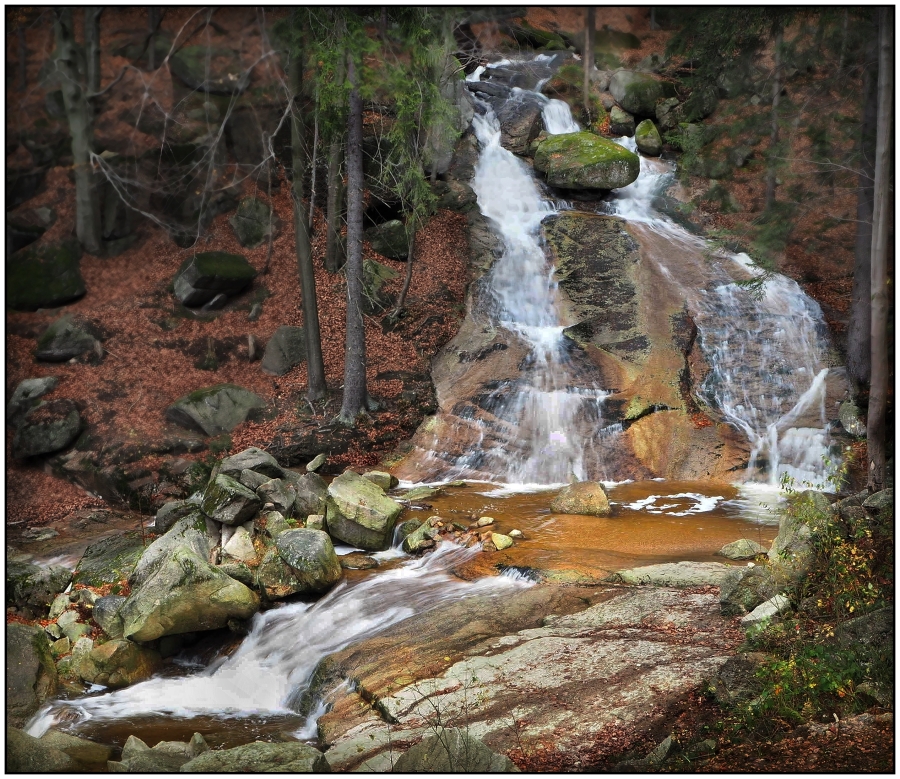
xmin=26 ymin=543 xmax=533 ymax=737
xmin=609 ymin=137 xmax=839 ymax=488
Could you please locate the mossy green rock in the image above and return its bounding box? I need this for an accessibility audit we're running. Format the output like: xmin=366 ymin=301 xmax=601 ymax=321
xmin=229 ymin=197 xmax=275 ymax=249
xmin=6 ymin=727 xmax=76 ymax=772
xmin=7 ymin=239 xmax=85 ymax=312
xmin=166 ymin=383 xmax=266 ymax=436
xmin=201 ymin=473 xmax=262 ymax=526
xmin=609 ymin=70 xmax=677 ymax=117
xmin=6 ymin=624 xmax=59 ymax=727
xmin=635 ymin=119 xmax=663 ymax=156
xmin=533 ymin=132 xmax=639 ymax=190
xmin=180 ymin=741 xmax=329 ymax=773
xmin=34 ymin=314 xmax=98 ymax=362
xmin=12 ymin=399 xmax=83 ymax=459
xmin=609 ymin=105 xmax=635 ymax=137
xmin=275 ymin=529 xmax=342 ymax=594
xmin=71 ymin=638 xmax=162 ymax=688
xmin=325 ymin=470 xmax=403 ymax=551
xmin=172 ymin=251 xmax=257 ymax=307
xmin=120 ymin=547 xmax=260 ymax=641
xmin=73 ymin=531 xmax=146 ymax=588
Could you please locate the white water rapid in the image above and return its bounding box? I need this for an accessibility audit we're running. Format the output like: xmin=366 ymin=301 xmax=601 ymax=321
xmin=26 ymin=543 xmax=532 ymax=738
xmin=610 ymin=137 xmax=839 ymax=488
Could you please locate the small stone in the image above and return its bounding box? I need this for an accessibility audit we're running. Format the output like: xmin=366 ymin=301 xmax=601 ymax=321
xmin=476 ymin=516 xmax=495 ymax=527
xmin=44 ymin=622 xmax=63 ymax=640
xmin=305 ymin=514 xmax=325 ymax=531
xmin=48 ymin=593 xmax=70 ymax=620
xmin=491 ymin=533 xmax=514 ymax=551
xmin=509 ymin=529 xmax=524 ymax=539
xmin=306 ymin=453 xmax=327 ymax=472
xmin=50 ymin=636 xmax=71 ymax=658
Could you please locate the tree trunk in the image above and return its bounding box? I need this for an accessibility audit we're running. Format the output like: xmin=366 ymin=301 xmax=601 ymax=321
xmin=390 ymin=230 xmax=416 ymax=321
xmin=308 ymin=108 xmax=319 ymax=233
xmin=846 ymin=34 xmax=879 ymax=390
xmin=324 ymin=138 xmax=345 ymax=273
xmin=84 ymin=8 xmax=102 ymax=94
xmin=764 ymin=20 xmax=783 ymax=211
xmin=289 ymin=54 xmax=327 ymax=402
xmin=54 ymin=9 xmax=103 ymax=256
xmin=338 ymin=55 xmax=368 ymax=425
xmin=583 ymin=7 xmax=596 ymax=122
xmin=867 ymin=8 xmax=892 ymax=491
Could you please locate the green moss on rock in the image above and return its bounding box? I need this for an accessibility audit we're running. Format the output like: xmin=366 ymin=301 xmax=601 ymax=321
xmin=7 ymin=239 xmax=85 ymax=312
xmin=533 ymin=132 xmax=639 ymax=190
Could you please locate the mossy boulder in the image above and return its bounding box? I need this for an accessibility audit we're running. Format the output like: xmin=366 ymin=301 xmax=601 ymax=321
xmin=635 ymin=119 xmax=663 ymax=156
xmin=7 ymin=560 xmax=72 ymax=618
xmin=201 ymin=473 xmax=263 ymax=526
xmin=609 ymin=70 xmax=677 ymax=117
xmin=180 ymin=741 xmax=329 ymax=773
xmin=533 ymin=132 xmax=639 ymax=190
xmin=119 ymin=547 xmax=260 ymax=641
xmin=394 ymin=728 xmax=518 ymax=772
xmin=7 ymin=239 xmax=85 ymax=312
xmin=166 ymin=383 xmax=266 ymax=436
xmin=324 ymin=470 xmax=403 ymax=551
xmin=34 ymin=314 xmax=99 ymax=362
xmin=73 ymin=530 xmax=147 ymax=588
xmin=609 ymin=105 xmax=635 ymax=137
xmin=7 ymin=624 xmax=59 ymax=727
xmin=172 ymin=251 xmax=257 ymax=308
xmin=274 ymin=529 xmax=342 ymax=594
xmin=229 ymin=197 xmax=277 ymax=249
xmin=11 ymin=399 xmax=83 ymax=459
xmin=219 ymin=446 xmax=284 ymax=479
xmin=71 ymin=638 xmax=162 ymax=688
xmin=364 ymin=220 xmax=409 ymax=260
xmin=6 ymin=727 xmax=77 ymax=772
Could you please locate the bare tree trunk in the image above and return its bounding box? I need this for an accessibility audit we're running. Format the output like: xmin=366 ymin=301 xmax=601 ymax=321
xmin=867 ymin=8 xmax=892 ymax=491
xmin=390 ymin=230 xmax=415 ymax=321
xmin=583 ymin=7 xmax=596 ymax=122
xmin=84 ymin=8 xmax=103 ymax=94
xmin=290 ymin=54 xmax=327 ymax=402
xmin=324 ymin=138 xmax=345 ymax=273
xmin=54 ymin=9 xmax=103 ymax=255
xmin=847 ymin=35 xmax=879 ymax=391
xmin=338 ymin=55 xmax=368 ymax=425
xmin=765 ymin=20 xmax=783 ymax=211
xmin=308 ymin=107 xmax=319 ymax=233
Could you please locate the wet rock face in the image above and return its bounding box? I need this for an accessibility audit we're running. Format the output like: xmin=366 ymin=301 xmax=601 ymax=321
xmin=319 ymin=585 xmax=736 ymax=772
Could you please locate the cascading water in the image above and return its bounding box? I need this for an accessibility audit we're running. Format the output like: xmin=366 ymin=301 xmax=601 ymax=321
xmin=430 ymin=95 xmax=619 ymax=486
xmin=26 ymin=543 xmax=532 ymax=738
xmin=610 ymin=137 xmax=840 ymax=488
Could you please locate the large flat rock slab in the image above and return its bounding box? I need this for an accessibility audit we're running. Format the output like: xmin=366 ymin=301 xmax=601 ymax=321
xmin=318 ymin=585 xmax=738 ymax=771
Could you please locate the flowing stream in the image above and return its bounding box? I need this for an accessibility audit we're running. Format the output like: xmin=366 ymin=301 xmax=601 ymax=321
xmin=27 ymin=543 xmax=533 ymax=740
xmin=25 ymin=54 xmax=843 ymax=752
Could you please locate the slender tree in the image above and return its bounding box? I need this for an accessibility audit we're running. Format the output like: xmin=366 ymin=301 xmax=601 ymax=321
xmin=337 ymin=53 xmax=370 ymax=424
xmin=84 ymin=7 xmax=103 ymax=94
xmin=846 ymin=28 xmax=879 ymax=390
xmin=324 ymin=137 xmax=345 ymax=272
xmin=583 ymin=7 xmax=596 ymax=122
xmin=289 ymin=51 xmax=327 ymax=402
xmin=866 ymin=7 xmax=892 ymax=491
xmin=54 ymin=9 xmax=103 ymax=255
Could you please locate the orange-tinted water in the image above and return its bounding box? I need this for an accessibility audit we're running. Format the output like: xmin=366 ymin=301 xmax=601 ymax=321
xmin=399 ymin=480 xmax=778 ymax=580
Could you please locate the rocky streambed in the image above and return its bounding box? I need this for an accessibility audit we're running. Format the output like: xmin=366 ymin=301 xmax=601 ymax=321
xmin=12 ymin=439 xmax=875 ymax=773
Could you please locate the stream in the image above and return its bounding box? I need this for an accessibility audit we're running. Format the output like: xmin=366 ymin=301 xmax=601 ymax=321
xmin=25 ymin=54 xmax=841 ymax=755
